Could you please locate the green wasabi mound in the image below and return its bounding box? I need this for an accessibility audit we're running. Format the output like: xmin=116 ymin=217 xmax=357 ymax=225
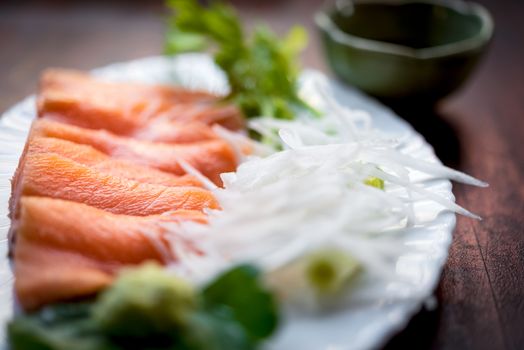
xmin=93 ymin=263 xmax=196 ymax=339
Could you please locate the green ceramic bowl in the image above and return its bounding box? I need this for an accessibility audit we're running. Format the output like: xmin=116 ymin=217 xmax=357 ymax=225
xmin=315 ymin=0 xmax=494 ymax=105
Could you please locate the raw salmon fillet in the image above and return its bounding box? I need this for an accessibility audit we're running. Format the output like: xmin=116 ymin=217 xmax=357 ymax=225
xmin=28 ymin=136 xmax=203 ymax=188
xmin=38 ymin=69 xmax=244 ymax=141
xmin=10 ymin=150 xmax=219 ymax=221
xmin=32 ymin=119 xmax=237 ymax=186
xmin=9 ymin=68 xmax=247 ymax=311
xmin=14 ymin=196 xmax=206 ymax=310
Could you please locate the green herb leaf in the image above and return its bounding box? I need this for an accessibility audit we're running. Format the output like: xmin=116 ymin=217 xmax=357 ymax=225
xmin=182 ymin=308 xmax=252 ymax=350
xmin=202 ymin=264 xmax=279 ymax=342
xmin=8 ymin=303 xmax=113 ymax=350
xmin=165 ymin=0 xmax=318 ymax=119
xmin=165 ymin=28 xmax=208 ymax=53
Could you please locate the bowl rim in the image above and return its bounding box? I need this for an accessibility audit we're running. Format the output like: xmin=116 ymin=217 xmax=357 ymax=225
xmin=315 ymin=0 xmax=494 ymax=59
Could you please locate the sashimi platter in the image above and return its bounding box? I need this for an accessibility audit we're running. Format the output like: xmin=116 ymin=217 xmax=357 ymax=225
xmin=0 ymin=1 xmax=486 ymax=349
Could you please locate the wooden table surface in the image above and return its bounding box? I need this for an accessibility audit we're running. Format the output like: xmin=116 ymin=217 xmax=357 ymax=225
xmin=1 ymin=0 xmax=522 ymax=349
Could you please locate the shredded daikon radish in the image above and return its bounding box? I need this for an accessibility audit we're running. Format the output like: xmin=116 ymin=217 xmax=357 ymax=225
xmin=160 ymin=79 xmax=486 ymax=307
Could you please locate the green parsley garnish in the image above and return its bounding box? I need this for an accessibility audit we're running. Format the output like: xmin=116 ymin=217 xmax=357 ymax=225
xmin=164 ymin=0 xmax=319 ymax=120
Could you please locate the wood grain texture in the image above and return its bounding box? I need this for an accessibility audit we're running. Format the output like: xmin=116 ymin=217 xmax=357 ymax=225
xmin=0 ymin=0 xmax=522 ymax=349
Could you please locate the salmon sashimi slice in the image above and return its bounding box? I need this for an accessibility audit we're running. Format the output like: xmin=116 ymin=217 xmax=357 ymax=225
xmin=14 ymin=196 xmax=206 ymax=310
xmin=32 ymin=119 xmax=238 ymax=186
xmin=38 ymin=68 xmax=244 ymax=141
xmin=133 ymin=120 xmax=219 ymax=144
xmin=28 ymin=136 xmax=203 ymax=188
xmin=10 ymin=151 xmax=219 ymax=220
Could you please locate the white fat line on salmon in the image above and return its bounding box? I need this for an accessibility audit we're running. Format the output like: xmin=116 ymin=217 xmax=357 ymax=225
xmin=176 ymin=158 xmax=217 ymax=191
xmin=138 ymin=227 xmax=174 ymax=265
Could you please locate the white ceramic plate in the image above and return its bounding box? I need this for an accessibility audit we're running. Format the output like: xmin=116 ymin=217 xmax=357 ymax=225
xmin=0 ymin=54 xmax=455 ymax=350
